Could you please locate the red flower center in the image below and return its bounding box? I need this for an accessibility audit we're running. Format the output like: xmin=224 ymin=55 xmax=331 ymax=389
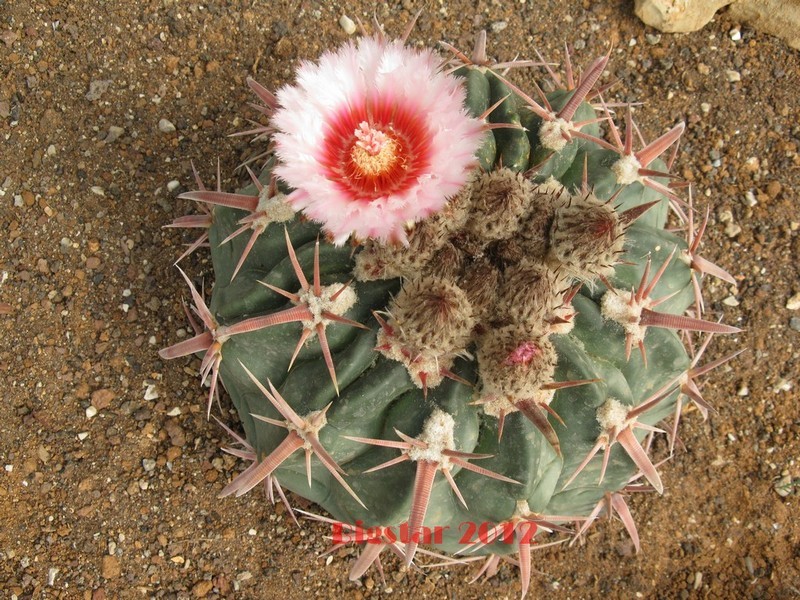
xmin=319 ymin=96 xmax=432 ymax=202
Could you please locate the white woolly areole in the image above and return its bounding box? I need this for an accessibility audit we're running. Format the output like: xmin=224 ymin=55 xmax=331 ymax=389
xmin=611 ymin=154 xmax=643 ymax=185
xmin=533 ymin=176 xmax=571 ymax=201
xmin=375 ymin=327 xmax=448 ymax=389
xmin=514 ymin=499 xmax=531 ymax=517
xmin=287 ymin=407 xmax=328 ymax=450
xmin=596 ymin=397 xmax=630 ymax=432
xmin=479 ymin=388 xmax=555 ymax=420
xmin=549 ymin=311 xmax=575 ymax=335
xmin=600 ymin=290 xmax=649 ymax=346
xmin=299 ymin=284 xmax=357 ymax=331
xmin=479 ymin=393 xmax=518 ymax=418
xmin=538 ymin=118 xmax=572 ymax=152
xmin=677 ymin=249 xmax=693 ymax=267
xmin=254 ymin=189 xmax=295 ymax=226
xmin=407 ymin=409 xmax=456 ymax=466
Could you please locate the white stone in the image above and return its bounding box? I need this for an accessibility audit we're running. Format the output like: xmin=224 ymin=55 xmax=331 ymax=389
xmin=338 ymin=15 xmax=356 ymax=35
xmin=722 ymin=295 xmax=740 ymax=306
xmin=725 ymin=70 xmax=742 ymax=83
xmin=635 ymin=0 xmax=800 ymax=50
xmin=158 ymin=118 xmax=176 ymax=133
xmin=143 ymin=383 xmax=159 ymax=401
xmin=634 ymin=0 xmax=735 ymax=33
xmin=725 ymin=222 xmax=742 ymax=238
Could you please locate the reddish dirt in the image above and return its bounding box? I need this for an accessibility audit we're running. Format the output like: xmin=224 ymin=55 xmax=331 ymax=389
xmin=1 ymin=1 xmax=798 ymax=598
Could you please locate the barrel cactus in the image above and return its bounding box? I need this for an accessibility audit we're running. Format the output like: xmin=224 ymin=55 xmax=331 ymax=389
xmin=161 ymin=22 xmax=741 ymax=597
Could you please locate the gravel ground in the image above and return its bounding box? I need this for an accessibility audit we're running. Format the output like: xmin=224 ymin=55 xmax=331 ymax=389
xmin=1 ymin=1 xmax=799 ymax=598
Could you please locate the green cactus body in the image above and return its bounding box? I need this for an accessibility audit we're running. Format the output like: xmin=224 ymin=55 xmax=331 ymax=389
xmin=163 ymin=33 xmax=739 ymax=592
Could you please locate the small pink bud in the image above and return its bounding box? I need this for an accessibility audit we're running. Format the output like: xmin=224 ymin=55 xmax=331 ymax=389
xmin=504 ymin=341 xmax=542 ymax=367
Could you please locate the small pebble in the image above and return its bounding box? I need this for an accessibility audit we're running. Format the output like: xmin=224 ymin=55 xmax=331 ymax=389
xmin=645 ymin=33 xmax=661 ymax=45
xmin=724 ymin=222 xmax=742 ymax=238
xmin=744 ymin=556 xmax=755 ymax=576
xmin=722 ymin=296 xmax=739 ymax=307
xmin=101 ymin=555 xmax=120 ymax=579
xmin=700 ymin=102 xmax=711 ymax=114
xmin=86 ymin=406 xmax=98 ymax=419
xmin=143 ymin=384 xmax=159 ymax=401
xmin=105 ymin=126 xmax=125 ymax=143
xmin=725 ymin=70 xmax=741 ymax=83
xmin=766 ymin=180 xmax=782 ymax=199
xmin=744 ymin=156 xmax=760 ymax=172
xmin=744 ymin=190 xmax=757 ymax=207
xmin=166 ymin=180 xmax=180 ymax=192
xmin=773 ymin=379 xmax=792 ymax=393
xmin=774 ymin=474 xmax=794 ymax=497
xmin=789 ymin=317 xmax=800 ymax=332
xmin=142 ymin=458 xmax=157 ymax=472
xmin=158 ymin=118 xmax=176 ymax=133
xmin=90 ymin=186 xmax=105 ymax=197
xmin=491 ymin=21 xmax=508 ymax=32
xmin=86 ymin=79 xmax=113 ymax=102
xmin=787 ymin=293 xmax=800 ymax=310
xmin=193 ymin=580 xmax=214 ymax=597
xmin=77 ymin=432 xmax=89 ymax=441
xmin=338 ymin=15 xmax=356 ymax=35
xmin=737 ymin=385 xmax=749 ymax=397
xmin=729 ymin=27 xmax=741 ymax=42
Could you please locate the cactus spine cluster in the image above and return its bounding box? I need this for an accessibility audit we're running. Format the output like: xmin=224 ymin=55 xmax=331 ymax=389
xmin=161 ymin=28 xmax=740 ymax=597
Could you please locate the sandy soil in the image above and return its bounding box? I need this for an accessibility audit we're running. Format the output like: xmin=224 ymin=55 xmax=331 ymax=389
xmin=1 ymin=0 xmax=799 ymax=598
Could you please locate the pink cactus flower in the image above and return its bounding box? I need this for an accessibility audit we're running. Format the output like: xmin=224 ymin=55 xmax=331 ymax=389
xmin=271 ymin=36 xmax=485 ymax=245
